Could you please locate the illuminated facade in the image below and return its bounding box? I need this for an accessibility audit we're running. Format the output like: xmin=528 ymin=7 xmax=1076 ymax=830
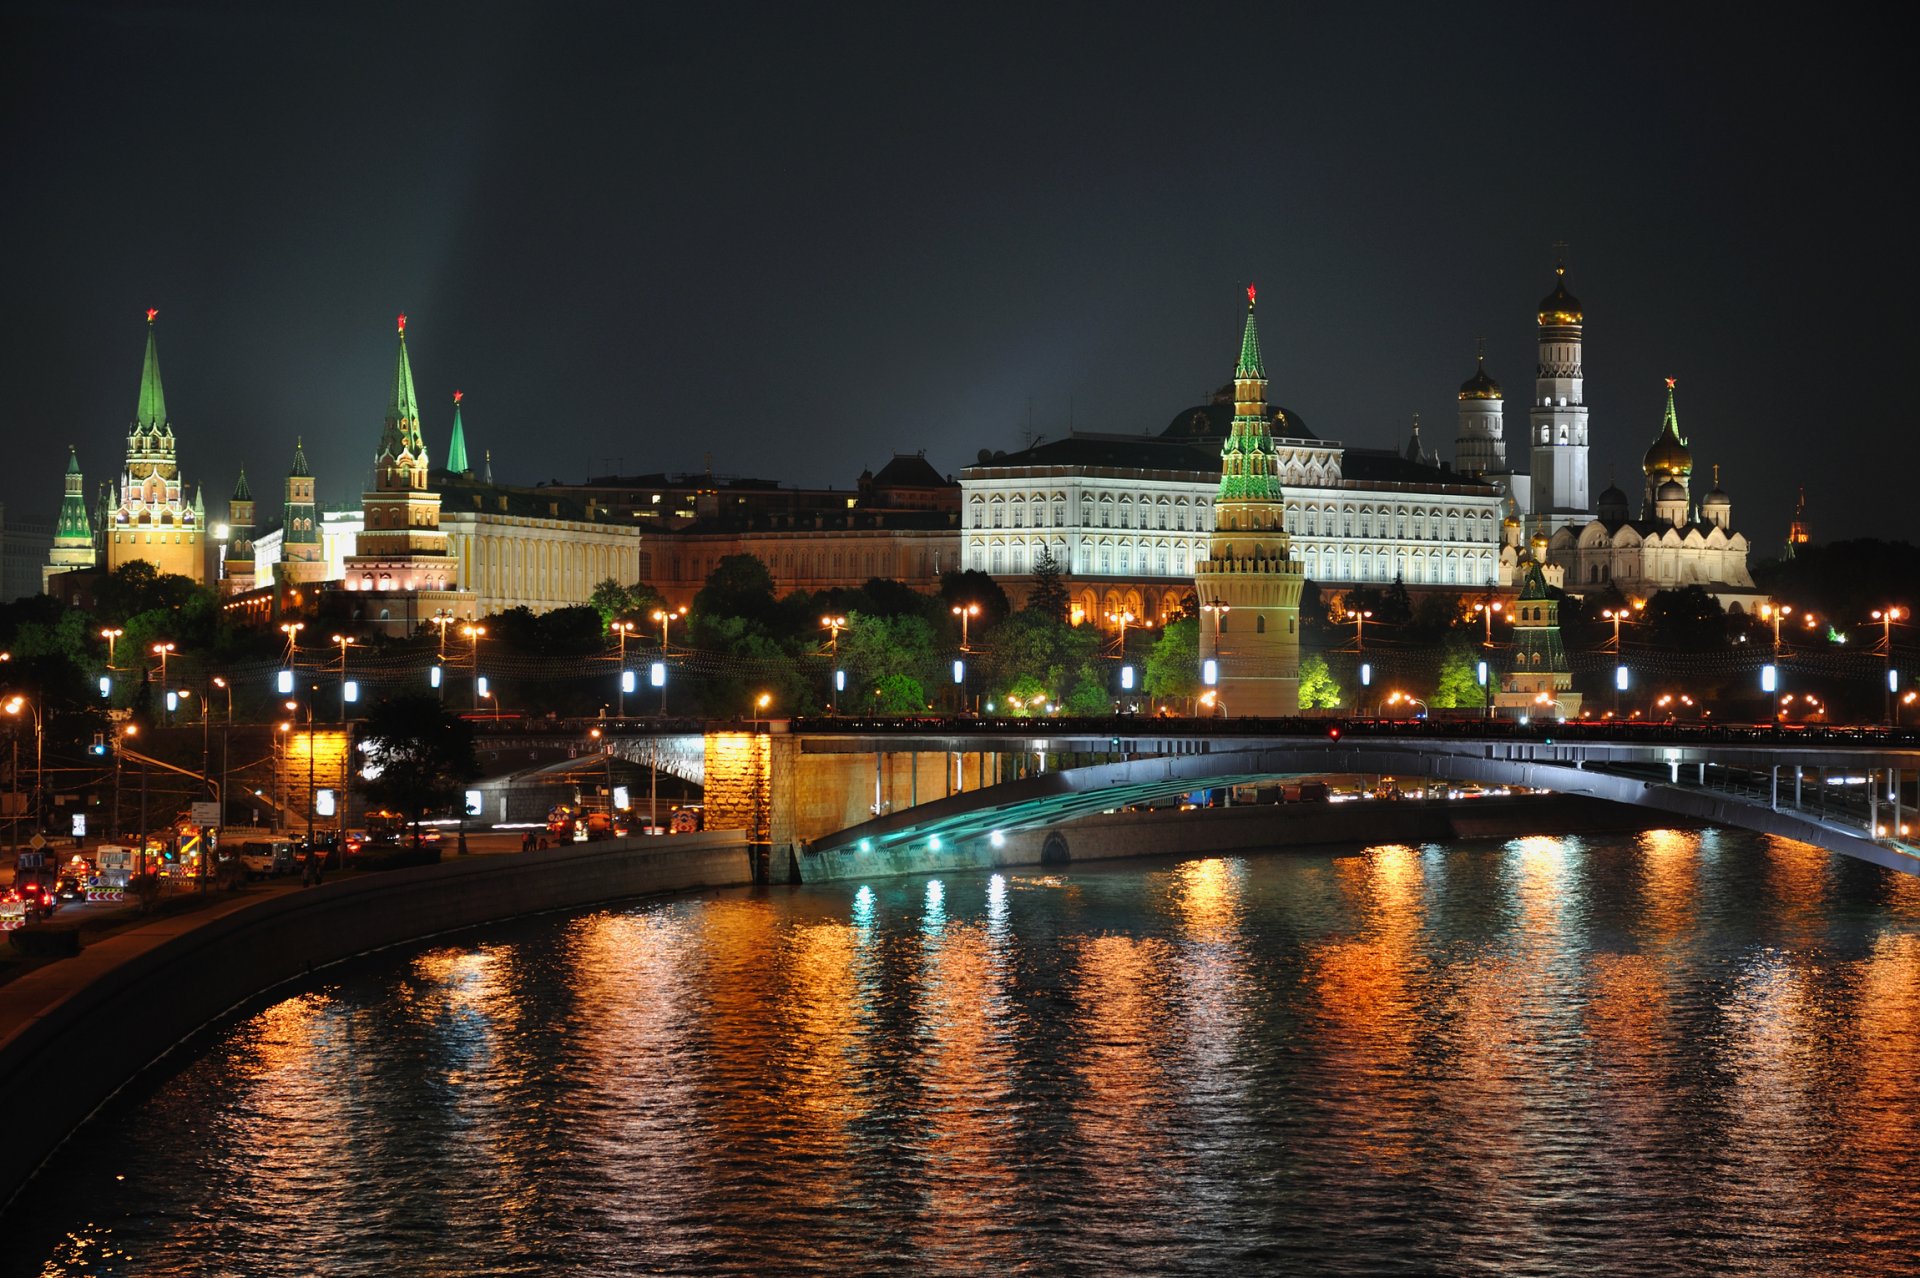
xmin=43 ymin=447 xmax=96 ymax=590
xmin=221 ymin=468 xmax=255 ymax=595
xmin=1529 ymin=266 xmax=1592 ymax=533
xmin=1547 ymin=379 xmax=1761 ymax=612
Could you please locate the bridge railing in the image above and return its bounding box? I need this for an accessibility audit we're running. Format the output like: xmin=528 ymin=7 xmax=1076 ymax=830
xmin=787 ymin=714 xmax=1920 ymax=749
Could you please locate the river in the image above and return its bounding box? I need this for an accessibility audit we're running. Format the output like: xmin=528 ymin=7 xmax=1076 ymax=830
xmin=7 ymin=827 xmax=1920 ymax=1276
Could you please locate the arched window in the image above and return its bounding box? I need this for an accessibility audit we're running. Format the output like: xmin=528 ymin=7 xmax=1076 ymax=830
xmin=1256 ymin=616 xmax=1266 ymax=634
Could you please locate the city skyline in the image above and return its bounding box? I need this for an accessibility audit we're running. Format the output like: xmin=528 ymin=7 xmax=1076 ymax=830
xmin=2 ymin=5 xmax=1908 ymax=548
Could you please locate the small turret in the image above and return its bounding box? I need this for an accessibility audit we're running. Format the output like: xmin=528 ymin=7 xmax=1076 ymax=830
xmin=1700 ymin=463 xmax=1731 ymax=531
xmin=447 ymin=389 xmax=471 ymax=477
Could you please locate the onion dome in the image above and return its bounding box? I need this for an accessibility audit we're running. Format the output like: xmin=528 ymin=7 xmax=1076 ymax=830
xmin=1701 ymin=463 xmax=1730 ymax=509
xmin=1657 ymin=478 xmax=1687 ymax=502
xmin=1537 ymin=268 xmax=1583 ymax=326
xmin=1642 ymin=377 xmax=1692 ymax=477
xmin=1597 ymin=481 xmax=1629 ymax=521
xmin=1458 ymin=356 xmax=1503 ymax=401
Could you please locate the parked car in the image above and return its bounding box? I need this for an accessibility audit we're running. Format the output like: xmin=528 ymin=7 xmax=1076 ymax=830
xmin=240 ymin=841 xmax=297 ymax=879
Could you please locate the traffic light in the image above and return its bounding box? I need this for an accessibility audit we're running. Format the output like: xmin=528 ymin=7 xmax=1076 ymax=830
xmin=89 ymin=733 xmax=107 ymax=756
xmin=1327 ymin=726 xmax=1342 ymax=741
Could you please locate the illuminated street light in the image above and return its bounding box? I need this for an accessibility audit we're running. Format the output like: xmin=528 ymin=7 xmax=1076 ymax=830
xmin=951 ymin=603 xmax=979 ymax=652
xmin=1873 ymin=605 xmax=1907 ymax=724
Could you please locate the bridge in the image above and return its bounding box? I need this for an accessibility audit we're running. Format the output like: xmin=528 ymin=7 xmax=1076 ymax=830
xmin=468 ymin=716 xmax=1920 ymax=877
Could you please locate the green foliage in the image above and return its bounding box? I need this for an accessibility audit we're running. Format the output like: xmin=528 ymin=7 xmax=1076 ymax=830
xmin=355 ymin=695 xmax=482 ymax=836
xmin=690 ymin=618 xmax=817 ymax=717
xmin=1431 ymin=641 xmax=1487 ymax=709
xmin=1024 ymin=545 xmax=1070 ymax=623
xmin=1061 ymin=668 xmax=1110 ymax=716
xmin=1297 ymin=653 xmax=1342 ymax=709
xmin=1144 ymin=617 xmax=1200 ymax=700
xmin=1002 ymin=673 xmax=1049 ymax=715
xmin=838 ymin=611 xmax=938 ymax=701
xmin=692 ymin=555 xmax=778 ymax=635
xmin=586 ymin=578 xmax=664 ymax=630
xmin=871 ymin=672 xmax=928 ymax=713
xmin=977 ymin=610 xmax=1100 ymax=709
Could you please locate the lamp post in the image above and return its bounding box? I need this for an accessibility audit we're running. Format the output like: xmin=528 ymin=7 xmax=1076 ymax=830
xmin=652 ymin=605 xmax=687 ymax=652
xmin=1474 ymin=600 xmax=1504 ymax=647
xmin=3 ymin=696 xmax=42 ymax=852
xmin=113 ymin=723 xmax=136 ymax=841
xmin=821 ymin=615 xmax=847 ymax=712
xmin=1873 ymin=606 xmax=1906 ymax=725
xmin=1385 ymin=691 xmax=1427 ymax=719
xmin=1201 ymin=599 xmax=1231 ymax=648
xmin=151 ymin=642 xmax=175 ymax=722
xmin=951 ymin=603 xmax=979 ymax=652
xmin=611 ymin=619 xmax=637 ymax=718
xmin=278 ymin=621 xmax=304 ymax=665
xmin=330 ymin=633 xmax=356 ymax=723
xmin=1104 ymin=608 xmax=1137 ymax=655
xmin=461 ymin=624 xmax=487 ymax=710
xmin=1346 ymin=608 xmax=1373 ymax=652
xmin=212 ymin=676 xmax=233 ymax=844
xmin=100 ymin=627 xmax=124 ymax=671
xmin=284 ymin=698 xmax=317 ymax=881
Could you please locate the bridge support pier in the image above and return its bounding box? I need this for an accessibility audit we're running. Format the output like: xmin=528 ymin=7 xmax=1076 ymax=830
xmin=1771 ymin=765 xmax=1779 ymax=812
xmin=1795 ymin=766 xmax=1803 ymax=807
xmin=1871 ymin=770 xmax=1879 ymax=839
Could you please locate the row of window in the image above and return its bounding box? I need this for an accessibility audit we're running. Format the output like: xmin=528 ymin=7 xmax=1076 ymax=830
xmin=969 ymin=491 xmax=1499 ymax=542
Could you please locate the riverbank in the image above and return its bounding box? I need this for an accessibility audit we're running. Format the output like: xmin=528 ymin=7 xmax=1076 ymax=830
xmin=0 ymin=831 xmax=753 ymax=1208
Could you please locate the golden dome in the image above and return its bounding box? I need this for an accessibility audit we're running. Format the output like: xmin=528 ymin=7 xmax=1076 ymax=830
xmin=1458 ymin=361 xmax=1503 ymax=401
xmin=1537 ymin=270 xmax=1583 ymax=326
xmin=1643 ymin=434 xmax=1692 ymax=477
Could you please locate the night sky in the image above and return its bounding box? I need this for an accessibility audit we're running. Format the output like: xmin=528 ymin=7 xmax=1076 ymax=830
xmin=2 ymin=4 xmax=1908 ymax=549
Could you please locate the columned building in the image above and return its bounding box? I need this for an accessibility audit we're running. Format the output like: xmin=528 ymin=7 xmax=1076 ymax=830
xmin=104 ymin=311 xmax=206 ymax=583
xmin=1194 ymin=287 xmax=1304 ymax=715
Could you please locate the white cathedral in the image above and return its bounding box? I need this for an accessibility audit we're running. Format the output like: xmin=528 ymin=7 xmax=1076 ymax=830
xmin=1452 ymin=266 xmax=1760 ymax=611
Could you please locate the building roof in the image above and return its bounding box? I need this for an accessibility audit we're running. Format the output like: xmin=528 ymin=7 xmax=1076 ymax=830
xmin=965 ymin=432 xmax=1220 ymax=476
xmin=1162 ymin=394 xmax=1316 ymax=443
xmin=1341 ymin=448 xmax=1496 ymax=493
xmin=446 ymin=392 xmax=469 ymax=475
xmin=1458 ymin=357 xmax=1502 ymax=400
xmin=134 ymin=311 xmax=168 ymax=432
xmin=868 ymin=452 xmax=954 ymax=489
xmin=1538 ymin=269 xmax=1583 ymax=325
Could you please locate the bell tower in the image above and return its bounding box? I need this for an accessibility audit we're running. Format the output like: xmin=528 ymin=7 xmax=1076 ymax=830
xmin=1529 ymin=257 xmax=1592 ymax=532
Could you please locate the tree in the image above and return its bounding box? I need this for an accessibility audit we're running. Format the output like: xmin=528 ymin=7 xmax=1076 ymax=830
xmin=939 ymin=570 xmax=1011 ymax=630
xmin=1643 ymin=585 xmax=1728 ymax=652
xmin=839 ymin=611 xmax=939 ymax=702
xmin=1025 ymin=546 xmax=1069 ymax=622
xmin=1297 ymin=653 xmax=1342 ymax=709
xmin=1061 ymin=668 xmax=1110 ymax=716
xmin=693 ymin=554 xmax=778 ymax=633
xmin=1431 ymin=640 xmax=1487 ymax=709
xmin=1144 ymin=617 xmax=1200 ymax=701
xmin=871 ymin=672 xmax=928 ymax=713
xmin=355 ymin=695 xmax=481 ymax=843
xmin=587 ymin=578 xmax=664 ymax=630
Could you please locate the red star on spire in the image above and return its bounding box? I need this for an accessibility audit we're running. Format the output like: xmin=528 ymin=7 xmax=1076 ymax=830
xmin=1665 ymin=376 xmax=1676 ymax=389
xmin=1247 ymin=283 xmax=1257 ymax=307
xmin=146 ymin=307 xmax=158 ymax=323
xmin=453 ymin=389 xmax=463 ymax=405
xmin=397 ymin=313 xmax=408 ymax=335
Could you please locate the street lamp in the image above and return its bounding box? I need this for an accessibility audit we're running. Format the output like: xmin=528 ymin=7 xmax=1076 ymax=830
xmin=431 ymin=609 xmax=454 ymax=658
xmin=1201 ymin=598 xmax=1231 ymax=646
xmin=1873 ymin=606 xmax=1906 ymax=724
xmin=651 ymin=605 xmax=687 ymax=652
xmin=1345 ymin=608 xmax=1373 ymax=652
xmin=821 ymin=615 xmax=848 ymax=711
xmin=284 ymin=697 xmax=319 ymax=879
xmin=278 ymin=620 xmax=304 ymax=664
xmin=3 ymin=695 xmax=43 ymax=852
xmin=330 ymin=633 xmax=356 ymax=723
xmin=1385 ymin=691 xmax=1427 ymax=719
xmin=150 ymin=642 xmax=175 ymax=722
xmin=461 ymin=623 xmax=487 ymax=710
xmin=951 ymin=603 xmax=979 ymax=652
xmin=611 ymin=619 xmax=637 ymax=718
xmin=100 ymin=627 xmax=124 ymax=669
xmin=1474 ymin=600 xmax=1504 ymax=647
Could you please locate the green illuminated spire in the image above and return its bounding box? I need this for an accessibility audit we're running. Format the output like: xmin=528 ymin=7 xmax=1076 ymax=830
xmin=446 ymin=389 xmax=470 ymax=475
xmin=1660 ymin=376 xmax=1686 ymax=445
xmin=231 ymin=467 xmax=252 ymax=502
xmin=1235 ymin=284 xmax=1265 ymax=379
xmin=134 ymin=308 xmax=167 ymax=432
xmin=56 ymin=447 xmax=91 ymax=540
xmin=290 ymin=436 xmax=310 ymax=477
xmin=1218 ymin=284 xmax=1284 ymax=503
xmin=380 ymin=313 xmax=426 ymax=460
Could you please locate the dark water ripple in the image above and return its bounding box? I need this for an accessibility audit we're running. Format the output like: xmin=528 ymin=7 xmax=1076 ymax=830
xmin=8 ymin=828 xmax=1920 ymax=1276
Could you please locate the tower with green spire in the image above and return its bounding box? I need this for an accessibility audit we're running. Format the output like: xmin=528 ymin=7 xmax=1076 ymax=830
xmin=274 ymin=437 xmax=329 ymax=590
xmin=1494 ymin=553 xmax=1582 ymax=720
xmin=1194 ymin=284 xmax=1304 ymax=714
xmin=445 ymin=389 xmax=471 ymax=477
xmin=221 ymin=468 xmax=256 ymax=594
xmin=344 ymin=314 xmax=464 ymax=625
xmin=105 ymin=309 xmax=205 ymax=583
xmin=43 ymin=446 xmax=98 ymax=589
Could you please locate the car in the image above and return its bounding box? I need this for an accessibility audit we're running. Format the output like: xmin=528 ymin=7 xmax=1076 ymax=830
xmin=240 ymin=841 xmax=297 ymax=879
xmin=417 ymin=827 xmax=442 ymax=845
xmin=55 ymin=875 xmax=86 ymax=902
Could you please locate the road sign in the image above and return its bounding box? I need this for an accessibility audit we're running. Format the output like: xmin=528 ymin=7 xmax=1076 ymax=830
xmin=190 ymin=802 xmax=220 ymax=826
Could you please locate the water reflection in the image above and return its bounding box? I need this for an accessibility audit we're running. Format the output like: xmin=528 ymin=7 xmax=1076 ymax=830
xmin=13 ymin=830 xmax=1920 ymax=1276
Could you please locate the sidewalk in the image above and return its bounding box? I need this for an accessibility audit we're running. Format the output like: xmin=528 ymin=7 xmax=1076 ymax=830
xmin=0 ymin=881 xmax=309 ymax=1053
